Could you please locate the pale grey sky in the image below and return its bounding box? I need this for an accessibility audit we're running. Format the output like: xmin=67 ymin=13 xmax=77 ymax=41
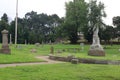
xmin=0 ymin=0 xmax=120 ymax=26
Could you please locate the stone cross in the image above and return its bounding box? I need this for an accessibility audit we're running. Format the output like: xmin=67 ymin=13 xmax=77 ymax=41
xmin=0 ymin=29 xmax=11 ymax=54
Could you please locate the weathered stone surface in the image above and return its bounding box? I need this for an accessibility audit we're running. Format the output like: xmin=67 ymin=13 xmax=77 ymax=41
xmin=0 ymin=30 xmax=11 ymax=54
xmin=67 ymin=55 xmax=75 ymax=61
xmin=71 ymin=59 xmax=79 ymax=64
xmin=88 ymin=26 xmax=105 ymax=56
xmin=108 ymin=61 xmax=120 ymax=65
xmin=88 ymin=49 xmax=105 ymax=56
xmin=35 ymin=43 xmax=40 ymax=47
xmin=49 ymin=55 xmax=120 ymax=65
xmin=50 ymin=46 xmax=54 ymax=54
xmin=9 ymin=34 xmax=12 ymax=45
xmin=0 ymin=46 xmax=11 ymax=54
xmin=49 ymin=55 xmax=67 ymax=61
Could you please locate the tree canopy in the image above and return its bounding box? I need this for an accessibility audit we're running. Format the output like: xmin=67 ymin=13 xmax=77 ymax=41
xmin=0 ymin=12 xmax=63 ymax=44
xmin=63 ymin=0 xmax=88 ymax=44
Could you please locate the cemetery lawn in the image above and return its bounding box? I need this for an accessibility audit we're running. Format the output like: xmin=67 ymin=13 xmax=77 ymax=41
xmin=0 ymin=63 xmax=120 ymax=80
xmin=0 ymin=44 xmax=120 ymax=64
xmin=53 ymin=44 xmax=120 ymax=60
xmin=0 ymin=44 xmax=46 ymax=64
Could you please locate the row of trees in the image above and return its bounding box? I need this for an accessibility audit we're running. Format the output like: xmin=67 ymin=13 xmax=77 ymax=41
xmin=0 ymin=0 xmax=119 ymax=44
xmin=0 ymin=12 xmax=64 ymax=44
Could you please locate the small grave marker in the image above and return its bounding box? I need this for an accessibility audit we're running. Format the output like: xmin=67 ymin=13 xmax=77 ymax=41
xmin=50 ymin=46 xmax=54 ymax=54
xmin=71 ymin=59 xmax=79 ymax=64
xmin=80 ymin=43 xmax=84 ymax=51
xmin=35 ymin=43 xmax=40 ymax=47
xmin=25 ymin=40 xmax=27 ymax=45
xmin=17 ymin=45 xmax=22 ymax=49
xmin=9 ymin=34 xmax=12 ymax=45
xmin=30 ymin=48 xmax=37 ymax=53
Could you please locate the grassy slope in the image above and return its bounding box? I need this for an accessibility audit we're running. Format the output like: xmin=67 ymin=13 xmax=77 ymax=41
xmin=0 ymin=63 xmax=120 ymax=80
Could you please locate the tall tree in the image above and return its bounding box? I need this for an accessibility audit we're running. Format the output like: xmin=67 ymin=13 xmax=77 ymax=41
xmin=24 ymin=11 xmax=47 ymax=43
xmin=113 ymin=16 xmax=120 ymax=30
xmin=24 ymin=11 xmax=63 ymax=43
xmin=88 ymin=0 xmax=106 ymax=31
xmin=113 ymin=16 xmax=120 ymax=41
xmin=64 ymin=0 xmax=88 ymax=44
xmin=88 ymin=0 xmax=106 ymax=56
xmin=87 ymin=0 xmax=106 ymax=42
xmin=8 ymin=11 xmax=64 ymax=44
xmin=1 ymin=13 xmax=8 ymax=23
xmin=0 ymin=13 xmax=9 ymax=30
xmin=47 ymin=14 xmax=63 ymax=42
xmin=100 ymin=25 xmax=115 ymax=43
xmin=0 ymin=13 xmax=9 ymax=43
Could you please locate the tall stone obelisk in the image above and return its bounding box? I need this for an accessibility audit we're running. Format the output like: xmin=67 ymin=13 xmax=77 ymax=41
xmin=0 ymin=30 xmax=11 ymax=54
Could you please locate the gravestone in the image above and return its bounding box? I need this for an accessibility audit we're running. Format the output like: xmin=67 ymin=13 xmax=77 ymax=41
xmin=35 ymin=43 xmax=40 ymax=47
xmin=71 ymin=59 xmax=79 ymax=64
xmin=17 ymin=45 xmax=22 ymax=49
xmin=30 ymin=48 xmax=37 ymax=53
xmin=9 ymin=34 xmax=12 ymax=45
xmin=88 ymin=27 xmax=105 ymax=56
xmin=50 ymin=46 xmax=54 ymax=54
xmin=57 ymin=50 xmax=62 ymax=54
xmin=25 ymin=40 xmax=27 ymax=45
xmin=41 ymin=41 xmax=44 ymax=47
xmin=0 ymin=30 xmax=11 ymax=54
xmin=80 ymin=43 xmax=84 ymax=51
xmin=67 ymin=54 xmax=75 ymax=62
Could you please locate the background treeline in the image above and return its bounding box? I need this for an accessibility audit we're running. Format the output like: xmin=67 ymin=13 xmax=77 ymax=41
xmin=0 ymin=0 xmax=119 ymax=44
xmin=0 ymin=12 xmax=64 ymax=44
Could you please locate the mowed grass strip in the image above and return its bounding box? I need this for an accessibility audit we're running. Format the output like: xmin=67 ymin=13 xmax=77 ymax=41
xmin=0 ymin=63 xmax=120 ymax=80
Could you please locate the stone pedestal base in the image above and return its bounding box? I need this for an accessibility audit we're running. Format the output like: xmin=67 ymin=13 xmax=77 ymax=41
xmin=88 ymin=50 xmax=105 ymax=56
xmin=0 ymin=48 xmax=11 ymax=54
xmin=88 ymin=44 xmax=105 ymax=56
xmin=0 ymin=45 xmax=11 ymax=54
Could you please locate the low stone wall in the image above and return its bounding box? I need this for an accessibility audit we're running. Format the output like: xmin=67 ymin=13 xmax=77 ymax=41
xmin=49 ymin=55 xmax=120 ymax=65
xmin=49 ymin=55 xmax=70 ymax=62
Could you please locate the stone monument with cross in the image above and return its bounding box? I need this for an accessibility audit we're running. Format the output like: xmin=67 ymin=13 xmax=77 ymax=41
xmin=0 ymin=29 xmax=11 ymax=54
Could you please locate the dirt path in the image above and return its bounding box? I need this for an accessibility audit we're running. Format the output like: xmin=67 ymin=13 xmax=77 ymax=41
xmin=0 ymin=56 xmax=63 ymax=68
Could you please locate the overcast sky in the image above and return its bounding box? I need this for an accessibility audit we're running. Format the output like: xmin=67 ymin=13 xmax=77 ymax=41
xmin=0 ymin=0 xmax=120 ymax=26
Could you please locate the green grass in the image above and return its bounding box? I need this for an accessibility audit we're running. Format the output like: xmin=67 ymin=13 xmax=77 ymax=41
xmin=0 ymin=44 xmax=45 ymax=64
xmin=53 ymin=44 xmax=120 ymax=60
xmin=0 ymin=63 xmax=120 ymax=80
xmin=0 ymin=44 xmax=120 ymax=80
xmin=0 ymin=44 xmax=120 ymax=64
